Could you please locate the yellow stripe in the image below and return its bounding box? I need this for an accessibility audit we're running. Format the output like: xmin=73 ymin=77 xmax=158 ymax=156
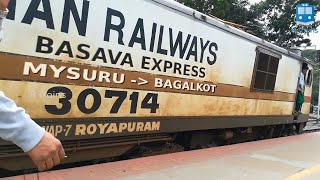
xmin=284 ymin=164 xmax=320 ymax=180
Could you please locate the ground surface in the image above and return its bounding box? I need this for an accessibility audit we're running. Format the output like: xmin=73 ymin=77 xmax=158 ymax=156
xmin=5 ymin=132 xmax=320 ymax=180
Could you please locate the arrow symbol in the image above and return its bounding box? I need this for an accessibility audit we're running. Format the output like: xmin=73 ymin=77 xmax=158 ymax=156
xmin=138 ymin=78 xmax=148 ymax=85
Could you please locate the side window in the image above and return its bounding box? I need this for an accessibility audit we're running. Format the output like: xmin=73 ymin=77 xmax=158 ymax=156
xmin=306 ymin=69 xmax=313 ymax=87
xmin=251 ymin=48 xmax=281 ymax=92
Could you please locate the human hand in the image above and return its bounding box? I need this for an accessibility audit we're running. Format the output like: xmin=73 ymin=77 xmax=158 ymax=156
xmin=0 ymin=0 xmax=10 ymax=10
xmin=27 ymin=132 xmax=65 ymax=171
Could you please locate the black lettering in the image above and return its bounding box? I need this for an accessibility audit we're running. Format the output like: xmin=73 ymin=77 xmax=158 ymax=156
xmin=104 ymin=8 xmax=125 ymax=45
xmin=77 ymin=89 xmax=101 ymax=114
xmin=149 ymin=23 xmax=157 ymax=52
xmin=76 ymin=44 xmax=90 ymax=59
xmin=108 ymin=50 xmax=122 ymax=64
xmin=208 ymin=42 xmax=218 ymax=65
xmin=61 ymin=0 xmax=89 ymax=36
xmin=169 ymin=29 xmax=191 ymax=59
xmin=186 ymin=36 xmax=198 ymax=61
xmin=157 ymin=25 xmax=168 ymax=55
xmin=45 ymin=87 xmax=72 ymax=115
xmin=141 ymin=56 xmax=151 ymax=70
xmin=55 ymin=41 xmax=74 ymax=57
xmin=152 ymin=58 xmax=162 ymax=71
xmin=163 ymin=61 xmax=173 ymax=73
xmin=105 ymin=90 xmax=127 ymax=113
xmin=36 ymin=36 xmax=53 ymax=54
xmin=191 ymin=66 xmax=199 ymax=77
xmin=129 ymin=92 xmax=139 ymax=114
xmin=22 ymin=0 xmax=55 ymax=29
xmin=141 ymin=93 xmax=159 ymax=113
xmin=128 ymin=18 xmax=146 ymax=50
xmin=121 ymin=53 xmax=134 ymax=67
xmin=7 ymin=0 xmax=16 ymax=20
xmin=183 ymin=64 xmax=191 ymax=76
xmin=199 ymin=67 xmax=206 ymax=78
xmin=200 ymin=38 xmax=210 ymax=63
xmin=174 ymin=63 xmax=182 ymax=75
xmin=92 ymin=48 xmax=107 ymax=63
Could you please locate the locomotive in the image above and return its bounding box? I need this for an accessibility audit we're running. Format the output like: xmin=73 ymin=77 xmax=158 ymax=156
xmin=0 ymin=0 xmax=313 ymax=171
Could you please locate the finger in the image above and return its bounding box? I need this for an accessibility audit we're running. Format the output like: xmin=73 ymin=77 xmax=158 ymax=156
xmin=45 ymin=158 xmax=54 ymax=170
xmin=36 ymin=161 xmax=47 ymax=172
xmin=58 ymin=144 xmax=66 ymax=161
xmin=0 ymin=0 xmax=9 ymax=9
xmin=52 ymin=151 xmax=61 ymax=166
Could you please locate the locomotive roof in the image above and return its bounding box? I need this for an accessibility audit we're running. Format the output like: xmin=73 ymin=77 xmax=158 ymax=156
xmin=153 ymin=0 xmax=313 ymax=66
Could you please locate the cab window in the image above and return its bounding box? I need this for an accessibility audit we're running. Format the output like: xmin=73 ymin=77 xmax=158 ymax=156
xmin=251 ymin=48 xmax=281 ymax=92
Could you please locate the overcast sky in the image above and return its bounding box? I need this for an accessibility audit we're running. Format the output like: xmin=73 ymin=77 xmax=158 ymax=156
xmin=248 ymin=0 xmax=320 ymax=50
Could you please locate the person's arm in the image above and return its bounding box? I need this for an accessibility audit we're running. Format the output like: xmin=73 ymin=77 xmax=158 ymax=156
xmin=0 ymin=0 xmax=65 ymax=171
xmin=0 ymin=91 xmax=45 ymax=152
xmin=297 ymin=73 xmax=303 ymax=92
xmin=0 ymin=0 xmax=9 ymax=42
xmin=0 ymin=92 xmax=65 ymax=171
xmin=299 ymin=73 xmax=305 ymax=93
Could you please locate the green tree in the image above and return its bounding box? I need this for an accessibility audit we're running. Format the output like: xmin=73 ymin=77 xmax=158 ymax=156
xmin=176 ymin=0 xmax=320 ymax=48
xmin=251 ymin=0 xmax=320 ymax=48
xmin=302 ymin=50 xmax=318 ymax=61
xmin=302 ymin=50 xmax=320 ymax=105
xmin=175 ymin=0 xmax=251 ymax=25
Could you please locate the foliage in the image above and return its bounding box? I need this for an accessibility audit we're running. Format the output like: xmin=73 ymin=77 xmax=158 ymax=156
xmin=251 ymin=0 xmax=320 ymax=48
xmin=175 ymin=0 xmax=250 ymax=25
xmin=302 ymin=50 xmax=320 ymax=105
xmin=176 ymin=0 xmax=320 ymax=48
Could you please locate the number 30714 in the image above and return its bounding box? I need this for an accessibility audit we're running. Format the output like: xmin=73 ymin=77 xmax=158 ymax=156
xmin=45 ymin=87 xmax=160 ymax=115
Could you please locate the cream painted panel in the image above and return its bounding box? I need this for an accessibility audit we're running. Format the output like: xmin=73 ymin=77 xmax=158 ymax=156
xmin=0 ymin=0 xmax=303 ymax=96
xmin=301 ymin=103 xmax=311 ymax=114
xmin=275 ymin=56 xmax=300 ymax=93
xmin=1 ymin=80 xmax=294 ymax=119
